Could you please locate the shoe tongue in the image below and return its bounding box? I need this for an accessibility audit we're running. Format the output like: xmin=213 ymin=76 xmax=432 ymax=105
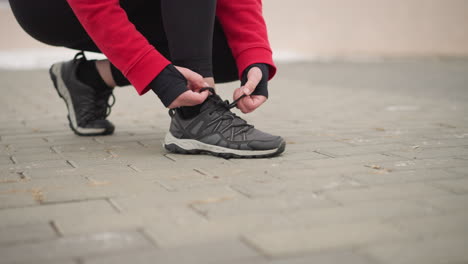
xmin=200 ymin=93 xmax=224 ymax=112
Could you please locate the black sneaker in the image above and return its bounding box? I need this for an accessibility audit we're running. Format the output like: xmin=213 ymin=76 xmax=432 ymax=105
xmin=49 ymin=52 xmax=115 ymax=136
xmin=164 ymin=88 xmax=286 ymax=158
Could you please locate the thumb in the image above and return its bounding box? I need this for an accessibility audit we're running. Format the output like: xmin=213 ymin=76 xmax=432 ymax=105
xmin=186 ymin=90 xmax=210 ymax=106
xmin=242 ymin=67 xmax=262 ymax=95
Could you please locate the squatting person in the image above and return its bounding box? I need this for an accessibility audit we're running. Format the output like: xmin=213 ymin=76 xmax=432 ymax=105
xmin=9 ymin=0 xmax=286 ymax=158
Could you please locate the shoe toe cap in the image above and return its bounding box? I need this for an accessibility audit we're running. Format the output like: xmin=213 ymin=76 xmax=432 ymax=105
xmin=247 ymin=136 xmax=284 ymax=150
xmin=84 ymin=120 xmax=115 ymax=135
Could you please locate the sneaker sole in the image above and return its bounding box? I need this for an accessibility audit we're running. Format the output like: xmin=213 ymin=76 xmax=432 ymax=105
xmin=163 ymin=132 xmax=286 ymax=159
xmin=49 ymin=63 xmax=110 ymax=136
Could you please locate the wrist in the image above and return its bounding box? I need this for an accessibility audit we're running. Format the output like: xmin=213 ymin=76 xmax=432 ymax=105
xmin=150 ymin=64 xmax=188 ymax=107
xmin=241 ymin=63 xmax=269 ymax=98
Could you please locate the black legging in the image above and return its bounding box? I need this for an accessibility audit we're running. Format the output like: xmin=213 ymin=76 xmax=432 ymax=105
xmin=8 ymin=0 xmax=239 ymax=86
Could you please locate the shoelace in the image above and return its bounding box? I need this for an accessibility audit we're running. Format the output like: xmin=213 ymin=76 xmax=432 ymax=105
xmin=199 ymin=87 xmax=246 ymax=109
xmin=199 ymin=87 xmax=254 ymax=139
xmin=75 ymin=51 xmax=116 ymax=124
xmin=96 ymin=90 xmax=116 ymax=118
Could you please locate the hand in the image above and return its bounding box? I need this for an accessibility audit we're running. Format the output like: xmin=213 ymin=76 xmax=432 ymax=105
xmin=168 ymin=66 xmax=210 ymax=108
xmin=233 ymin=66 xmax=267 ymax=113
xmin=175 ymin=66 xmax=209 ymax=92
xmin=168 ymin=89 xmax=210 ymax=108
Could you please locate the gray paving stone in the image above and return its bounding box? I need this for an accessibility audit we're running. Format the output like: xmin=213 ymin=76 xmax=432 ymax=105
xmin=12 ymin=151 xmax=63 ymax=163
xmin=154 ymin=165 xmax=280 ymax=191
xmin=0 ymin=154 xmax=13 ymax=165
xmin=0 ymin=131 xmax=72 ymax=140
xmin=245 ymin=222 xmax=407 ymax=257
xmin=114 ymin=157 xmax=178 ymax=172
xmin=191 ymin=193 xmax=337 ymax=218
xmin=447 ymin=166 xmax=468 ymax=176
xmin=56 ymin=206 xmax=206 ymax=236
xmin=23 ymin=164 xmax=138 ymax=179
xmin=0 ymin=191 xmax=38 ymax=208
xmin=203 ymin=164 xmax=375 ymax=183
xmin=0 ymin=175 xmax=87 ymax=193
xmin=293 ymin=154 xmax=402 ymax=169
xmin=430 ymin=178 xmax=468 ymax=194
xmin=319 ymin=143 xmax=409 ymax=157
xmin=0 ymin=137 xmax=50 ymax=148
xmin=266 ymin=251 xmax=377 ymax=264
xmin=360 ymin=234 xmax=468 ymax=264
xmin=57 ymin=150 xmax=132 ymax=167
xmin=0 ymin=223 xmax=57 ymax=246
xmin=347 ymin=169 xmax=462 ymax=185
xmin=0 ymin=159 xmax=72 ymax=170
xmin=44 ymin=135 xmax=105 ymax=145
xmin=206 ymin=250 xmax=378 ymax=264
xmin=0 ymin=231 xmax=152 ymax=264
xmin=1 ymin=60 xmax=468 ymax=261
xmin=112 ymin=186 xmax=243 ymax=210
xmin=0 ymin=171 xmax=22 ymax=183
xmin=417 ymin=194 xmax=468 ymax=212
xmin=83 ymin=239 xmax=259 ymax=264
xmin=40 ymin=176 xmax=164 ymax=203
xmin=227 ymin=157 xmax=312 ymax=170
xmin=367 ymin=157 xmax=468 ymax=171
xmin=0 ymin=200 xmax=117 ymax=227
xmin=0 ymin=176 xmax=88 ymax=207
xmin=144 ymin=221 xmax=244 ymax=248
xmin=55 ymin=213 xmax=146 ymax=236
xmin=149 ymin=168 xmax=232 ymax=190
xmin=400 ymin=138 xmax=468 ymax=149
xmin=334 ymin=135 xmax=420 ymax=146
xmin=273 ymin=150 xmax=331 ymax=161
xmin=323 ymin=182 xmax=450 ymax=204
xmin=17 ymin=260 xmax=78 ymax=264
xmin=205 ymin=199 xmax=437 ymax=235
xmin=389 ymin=146 xmax=468 ymax=159
xmin=285 ymin=138 xmax=352 ymax=150
xmin=387 ymin=212 xmax=468 ymax=239
xmin=50 ymin=142 xmax=116 ymax=153
xmin=231 ymin=175 xmax=362 ymax=198
xmin=4 ymin=145 xmax=56 ymax=155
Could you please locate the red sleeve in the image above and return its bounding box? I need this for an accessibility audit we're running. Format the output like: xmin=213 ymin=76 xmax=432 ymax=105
xmin=216 ymin=0 xmax=277 ymax=80
xmin=66 ymin=0 xmax=170 ymax=95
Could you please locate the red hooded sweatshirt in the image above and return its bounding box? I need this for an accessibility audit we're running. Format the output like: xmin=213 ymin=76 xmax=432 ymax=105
xmin=66 ymin=0 xmax=277 ymax=95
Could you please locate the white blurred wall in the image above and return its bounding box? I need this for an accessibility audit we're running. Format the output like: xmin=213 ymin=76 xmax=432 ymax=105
xmin=0 ymin=0 xmax=467 ymax=66
xmin=264 ymin=0 xmax=468 ymax=58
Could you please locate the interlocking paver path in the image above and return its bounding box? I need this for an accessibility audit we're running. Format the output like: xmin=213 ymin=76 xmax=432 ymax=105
xmin=1 ymin=60 xmax=467 ymax=264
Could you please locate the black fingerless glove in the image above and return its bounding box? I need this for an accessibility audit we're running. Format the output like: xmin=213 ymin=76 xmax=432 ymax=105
xmin=150 ymin=64 xmax=188 ymax=107
xmin=241 ymin=63 xmax=269 ymax=98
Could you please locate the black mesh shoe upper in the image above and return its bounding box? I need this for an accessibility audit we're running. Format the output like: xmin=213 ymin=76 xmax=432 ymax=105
xmin=50 ymin=52 xmax=115 ymax=136
xmin=169 ymin=88 xmax=283 ymax=151
xmin=63 ymin=52 xmax=115 ymax=128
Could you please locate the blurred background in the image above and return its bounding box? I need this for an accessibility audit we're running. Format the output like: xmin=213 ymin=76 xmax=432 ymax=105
xmin=1 ymin=1 xmax=468 ymax=263
xmin=1 ymin=0 xmax=468 ymax=69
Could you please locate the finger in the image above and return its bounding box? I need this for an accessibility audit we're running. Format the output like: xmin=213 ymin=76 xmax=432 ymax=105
xmin=251 ymin=95 xmax=267 ymax=106
xmin=190 ymin=77 xmax=208 ymax=92
xmin=183 ymin=90 xmax=209 ymax=106
xmin=175 ymin=66 xmax=205 ymax=91
xmin=236 ymin=96 xmax=254 ymax=113
xmin=239 ymin=95 xmax=267 ymax=114
xmin=242 ymin=67 xmax=262 ymax=95
xmin=233 ymin=88 xmax=250 ymax=113
xmin=242 ymin=97 xmax=257 ymax=113
xmin=233 ymin=88 xmax=244 ymax=101
xmin=168 ymin=90 xmax=209 ymax=108
xmin=168 ymin=90 xmax=190 ymax=108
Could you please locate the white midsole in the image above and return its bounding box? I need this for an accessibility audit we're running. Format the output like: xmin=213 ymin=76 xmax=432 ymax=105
xmin=51 ymin=63 xmax=105 ymax=135
xmin=164 ymin=133 xmax=279 ymax=156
